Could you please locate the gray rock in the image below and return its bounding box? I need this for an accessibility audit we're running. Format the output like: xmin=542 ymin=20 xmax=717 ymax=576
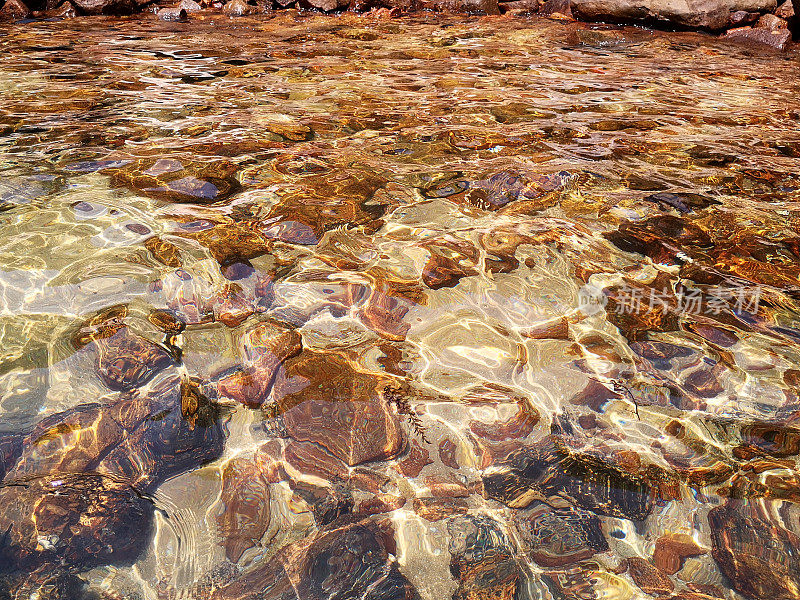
xmin=157 ymin=5 xmax=188 ymax=18
xmin=179 ymin=0 xmax=202 ymax=10
xmin=572 ymin=0 xmax=777 ymax=30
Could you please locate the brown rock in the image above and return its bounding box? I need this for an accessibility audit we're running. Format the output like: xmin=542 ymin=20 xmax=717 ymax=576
xmin=94 ymin=329 xmax=174 ymax=392
xmin=520 ymin=316 xmax=570 ymax=340
xmin=756 ymin=12 xmax=788 ymax=27
xmin=211 ymin=516 xmax=417 ymax=600
xmin=775 ymin=0 xmax=794 ymax=16
xmin=627 ymin=557 xmax=675 ymax=596
xmin=516 ymin=505 xmax=608 ymax=567
xmin=223 ymin=0 xmax=253 ymax=14
xmin=413 ymin=497 xmax=469 ymax=521
xmin=724 ymin=26 xmax=792 ymax=49
xmin=218 ymin=327 xmax=302 ymax=408
xmin=469 ymin=399 xmax=539 ymax=441
xmin=276 ymin=351 xmax=406 ymax=466
xmin=709 ymin=499 xmax=800 ymax=600
xmin=217 ymin=457 xmax=271 ymax=563
xmin=729 ymin=9 xmax=759 ymax=23
xmin=396 ymin=440 xmax=433 ymax=477
xmin=653 ymin=533 xmax=707 ymax=575
xmin=0 ymin=0 xmax=31 ymax=17
xmin=70 ymin=0 xmax=136 ymax=14
xmin=357 ymin=494 xmax=406 ymax=515
xmin=449 ymin=516 xmax=522 ymax=600
xmin=572 ymin=0 xmax=777 ymax=30
xmin=0 ymin=473 xmax=153 ymax=574
xmin=438 ymin=438 xmax=460 ymax=469
xmin=284 ymin=441 xmax=348 ymax=481
xmin=425 ymin=474 xmax=469 ymax=498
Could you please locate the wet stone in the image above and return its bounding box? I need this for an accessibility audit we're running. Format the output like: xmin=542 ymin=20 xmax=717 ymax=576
xmin=7 ymin=375 xmax=226 ymax=491
xmin=0 ymin=473 xmax=153 ymax=575
xmin=448 ymin=515 xmax=522 ymax=600
xmin=653 ymin=533 xmax=706 ymax=575
xmin=217 ymin=456 xmax=271 ymax=564
xmin=515 ymin=504 xmax=608 ymax=567
xmin=275 ymin=351 xmax=407 ymax=466
xmin=211 ymin=516 xmax=416 ymax=600
xmin=107 ymin=159 xmax=240 ymax=204
xmin=482 ymin=437 xmax=654 ymax=520
xmin=217 ymin=326 xmax=303 ymax=407
xmin=626 ymin=557 xmax=675 ymax=596
xmin=708 ymin=499 xmax=800 ymax=600
xmin=413 ymin=497 xmax=469 ymax=521
xmin=94 ymin=328 xmax=174 ymax=392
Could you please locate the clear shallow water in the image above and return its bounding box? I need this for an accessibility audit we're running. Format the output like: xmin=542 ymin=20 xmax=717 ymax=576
xmin=1 ymin=12 xmax=800 ymax=600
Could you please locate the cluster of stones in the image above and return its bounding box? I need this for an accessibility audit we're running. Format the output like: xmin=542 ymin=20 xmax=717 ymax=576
xmin=2 ymin=102 xmax=800 ymax=600
xmin=1 ymin=0 xmax=796 ymax=52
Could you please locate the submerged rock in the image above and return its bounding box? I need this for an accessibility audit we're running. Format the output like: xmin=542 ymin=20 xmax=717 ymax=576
xmin=0 ymin=0 xmax=30 ymax=19
xmin=107 ymin=158 xmax=240 ymax=204
xmin=0 ymin=473 xmax=153 ymax=575
xmin=217 ymin=325 xmax=303 ymax=407
xmin=482 ymin=436 xmax=654 ymax=520
xmin=217 ymin=457 xmax=272 ymax=563
xmin=275 ymin=351 xmax=406 ymax=466
xmin=708 ymin=499 xmax=800 ymax=600
xmin=448 ymin=516 xmax=523 ymax=600
xmin=515 ymin=504 xmax=608 ymax=567
xmin=211 ymin=516 xmax=417 ymax=600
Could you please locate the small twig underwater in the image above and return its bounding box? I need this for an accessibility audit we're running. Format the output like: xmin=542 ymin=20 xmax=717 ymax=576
xmin=383 ymin=385 xmax=430 ymax=444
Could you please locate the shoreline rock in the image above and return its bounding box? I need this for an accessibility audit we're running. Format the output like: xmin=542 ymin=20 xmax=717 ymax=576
xmin=0 ymin=0 xmax=796 ymax=51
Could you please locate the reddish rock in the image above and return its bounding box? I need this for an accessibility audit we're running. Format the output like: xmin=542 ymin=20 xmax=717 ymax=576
xmin=449 ymin=516 xmax=522 ymax=600
xmin=438 ymin=438 xmax=460 ymax=469
xmin=211 ymin=516 xmax=416 ymax=600
xmin=709 ymin=499 xmax=800 ymax=600
xmin=516 ymin=505 xmax=608 ymax=567
xmin=653 ymin=533 xmax=706 ymax=574
xmin=94 ymin=329 xmax=173 ymax=392
xmin=729 ymin=9 xmax=759 ymax=25
xmin=223 ymin=0 xmax=253 ymax=14
xmin=412 ymin=497 xmax=469 ymax=521
xmin=217 ymin=457 xmax=271 ymax=563
xmin=357 ymin=494 xmax=406 ymax=515
xmin=0 ymin=473 xmax=153 ymax=574
xmin=284 ymin=441 xmax=348 ymax=481
xmin=627 ymin=557 xmax=674 ymax=596
xmin=218 ymin=328 xmax=302 ymax=407
xmin=724 ymin=26 xmax=792 ymax=50
xmin=757 ymin=12 xmax=788 ymax=28
xmin=276 ymin=351 xmax=406 ymax=466
xmin=425 ymin=474 xmax=469 ymax=498
xmin=0 ymin=0 xmax=30 ymax=17
xmin=520 ymin=317 xmax=570 ymax=340
xmin=469 ymin=401 xmax=539 ymax=441
xmin=396 ymin=440 xmax=433 ymax=477
xmin=775 ymin=0 xmax=794 ymax=16
xmin=157 ymin=6 xmax=187 ymax=18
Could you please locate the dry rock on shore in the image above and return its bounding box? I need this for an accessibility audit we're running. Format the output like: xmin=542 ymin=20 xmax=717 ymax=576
xmin=572 ymin=0 xmax=776 ymax=29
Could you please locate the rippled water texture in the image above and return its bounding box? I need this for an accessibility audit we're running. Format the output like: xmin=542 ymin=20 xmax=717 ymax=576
xmin=2 ymin=12 xmax=800 ymax=600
